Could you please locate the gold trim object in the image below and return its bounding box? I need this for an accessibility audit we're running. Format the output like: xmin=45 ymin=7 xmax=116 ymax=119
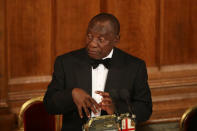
xmin=180 ymin=105 xmax=197 ymax=131
xmin=83 ymin=113 xmax=136 ymax=131
xmin=18 ymin=96 xmax=44 ymax=129
xmin=18 ymin=96 xmax=62 ymax=131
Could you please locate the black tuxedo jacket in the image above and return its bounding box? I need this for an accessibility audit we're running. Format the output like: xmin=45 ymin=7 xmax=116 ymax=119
xmin=44 ymin=47 xmax=152 ymax=131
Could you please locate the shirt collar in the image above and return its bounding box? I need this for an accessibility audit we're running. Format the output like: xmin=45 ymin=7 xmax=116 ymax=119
xmin=103 ymin=48 xmax=113 ymax=59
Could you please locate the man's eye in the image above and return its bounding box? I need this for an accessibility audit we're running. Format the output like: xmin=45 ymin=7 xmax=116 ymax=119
xmin=99 ymin=38 xmax=105 ymax=43
xmin=87 ymin=34 xmax=93 ymax=40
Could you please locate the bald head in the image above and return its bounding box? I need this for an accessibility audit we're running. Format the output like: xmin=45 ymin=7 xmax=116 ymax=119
xmin=88 ymin=13 xmax=120 ymax=35
xmin=86 ymin=13 xmax=120 ymax=59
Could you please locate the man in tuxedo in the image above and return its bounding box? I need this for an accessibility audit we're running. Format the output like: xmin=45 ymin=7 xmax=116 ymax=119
xmin=44 ymin=13 xmax=152 ymax=131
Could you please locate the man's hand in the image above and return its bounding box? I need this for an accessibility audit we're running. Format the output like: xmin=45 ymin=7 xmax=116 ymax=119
xmin=95 ymin=91 xmax=115 ymax=115
xmin=72 ymin=88 xmax=100 ymax=118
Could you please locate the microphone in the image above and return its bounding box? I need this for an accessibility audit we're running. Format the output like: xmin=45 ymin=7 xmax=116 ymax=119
xmin=119 ymin=89 xmax=136 ymax=130
xmin=109 ymin=89 xmax=122 ymax=131
xmin=119 ymin=89 xmax=134 ymax=116
xmin=108 ymin=89 xmax=120 ymax=116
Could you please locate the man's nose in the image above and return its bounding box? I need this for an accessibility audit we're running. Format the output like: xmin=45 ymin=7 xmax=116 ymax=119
xmin=89 ymin=38 xmax=98 ymax=47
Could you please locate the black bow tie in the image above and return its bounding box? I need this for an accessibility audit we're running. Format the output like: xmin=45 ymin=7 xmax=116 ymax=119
xmin=90 ymin=58 xmax=112 ymax=69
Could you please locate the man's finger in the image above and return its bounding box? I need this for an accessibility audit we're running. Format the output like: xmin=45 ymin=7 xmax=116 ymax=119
xmin=101 ymin=100 xmax=112 ymax=106
xmin=101 ymin=97 xmax=112 ymax=103
xmin=95 ymin=91 xmax=110 ymax=97
xmin=101 ymin=103 xmax=111 ymax=106
xmin=89 ymin=97 xmax=100 ymax=110
xmin=77 ymin=106 xmax=83 ymax=118
xmin=82 ymin=104 xmax=90 ymax=118
xmin=85 ymin=98 xmax=97 ymax=114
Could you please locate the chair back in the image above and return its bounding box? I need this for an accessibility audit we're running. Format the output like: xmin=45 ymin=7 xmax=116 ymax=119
xmin=18 ymin=96 xmax=61 ymax=131
xmin=180 ymin=105 xmax=197 ymax=131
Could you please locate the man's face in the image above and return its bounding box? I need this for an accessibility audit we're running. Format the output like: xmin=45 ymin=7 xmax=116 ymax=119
xmin=86 ymin=21 xmax=119 ymax=59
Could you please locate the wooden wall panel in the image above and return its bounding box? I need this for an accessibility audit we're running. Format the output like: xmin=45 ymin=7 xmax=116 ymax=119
xmin=190 ymin=0 xmax=197 ymax=54
xmin=55 ymin=0 xmax=100 ymax=56
xmin=162 ymin=0 xmax=197 ymax=65
xmin=0 ymin=0 xmax=196 ymax=128
xmin=105 ymin=0 xmax=159 ymax=66
xmin=6 ymin=0 xmax=52 ymax=78
xmin=0 ymin=0 xmax=8 ymax=108
xmin=150 ymin=85 xmax=197 ymax=123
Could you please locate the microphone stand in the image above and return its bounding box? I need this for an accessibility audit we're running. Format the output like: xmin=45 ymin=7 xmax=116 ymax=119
xmin=109 ymin=89 xmax=122 ymax=131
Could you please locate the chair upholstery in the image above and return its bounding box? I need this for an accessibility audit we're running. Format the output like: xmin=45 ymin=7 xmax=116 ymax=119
xmin=18 ymin=96 xmax=61 ymax=131
xmin=180 ymin=105 xmax=197 ymax=131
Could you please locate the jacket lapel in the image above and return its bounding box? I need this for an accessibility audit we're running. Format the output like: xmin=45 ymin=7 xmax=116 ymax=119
xmin=105 ymin=48 xmax=124 ymax=92
xmin=74 ymin=48 xmax=92 ymax=95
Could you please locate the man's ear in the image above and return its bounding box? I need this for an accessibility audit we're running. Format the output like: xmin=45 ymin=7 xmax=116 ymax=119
xmin=113 ymin=35 xmax=120 ymax=44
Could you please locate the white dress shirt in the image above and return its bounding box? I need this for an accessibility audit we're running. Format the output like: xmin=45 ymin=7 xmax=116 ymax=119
xmin=91 ymin=49 xmax=113 ymax=117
